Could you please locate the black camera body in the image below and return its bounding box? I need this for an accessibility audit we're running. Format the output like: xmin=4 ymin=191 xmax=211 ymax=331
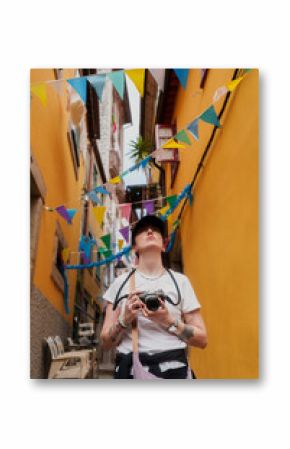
xmin=113 ymin=269 xmax=181 ymax=311
xmin=138 ymin=290 xmax=166 ymax=311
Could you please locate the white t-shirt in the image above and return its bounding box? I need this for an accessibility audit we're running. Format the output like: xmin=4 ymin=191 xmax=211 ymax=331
xmin=103 ymin=269 xmax=201 ymax=354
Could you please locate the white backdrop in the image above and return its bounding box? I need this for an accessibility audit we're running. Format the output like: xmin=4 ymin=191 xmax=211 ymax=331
xmin=1 ymin=1 xmax=289 ymax=448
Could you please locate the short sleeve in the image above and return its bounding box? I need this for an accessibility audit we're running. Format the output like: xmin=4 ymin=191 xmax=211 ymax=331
xmin=102 ymin=278 xmax=120 ymax=304
xmin=181 ymin=275 xmax=201 ymax=313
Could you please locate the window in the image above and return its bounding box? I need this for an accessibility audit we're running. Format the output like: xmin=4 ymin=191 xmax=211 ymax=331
xmin=54 ymin=68 xmax=64 ymax=80
xmin=200 ymin=69 xmax=209 ymax=89
xmin=67 ymin=125 xmax=80 ymax=180
xmin=51 ymin=222 xmax=67 ymax=292
xmin=30 ymin=155 xmax=47 ymax=282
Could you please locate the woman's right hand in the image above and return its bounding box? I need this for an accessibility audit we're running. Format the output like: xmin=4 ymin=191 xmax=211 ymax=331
xmin=121 ymin=290 xmax=144 ymax=325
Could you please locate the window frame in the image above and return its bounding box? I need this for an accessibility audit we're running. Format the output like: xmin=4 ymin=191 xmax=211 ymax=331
xmin=51 ymin=221 xmax=68 ymax=293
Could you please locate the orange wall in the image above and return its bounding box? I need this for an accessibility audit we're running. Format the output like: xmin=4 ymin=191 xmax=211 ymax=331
xmin=31 ymin=69 xmax=84 ymax=323
xmin=166 ymin=69 xmax=259 ymax=378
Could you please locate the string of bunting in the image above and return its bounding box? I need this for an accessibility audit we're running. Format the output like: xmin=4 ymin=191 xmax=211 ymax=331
xmin=44 ymin=68 xmax=251 ymax=313
xmin=60 ymin=184 xmax=190 ymax=264
xmin=43 ymin=70 xmax=251 ymax=218
xmin=30 ymin=69 xmax=191 ymax=107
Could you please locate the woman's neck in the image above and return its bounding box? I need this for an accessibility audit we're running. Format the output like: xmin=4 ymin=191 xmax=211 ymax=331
xmin=137 ymin=251 xmax=164 ymax=276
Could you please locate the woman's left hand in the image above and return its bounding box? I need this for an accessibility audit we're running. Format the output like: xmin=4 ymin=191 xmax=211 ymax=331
xmin=141 ymin=298 xmax=175 ymax=329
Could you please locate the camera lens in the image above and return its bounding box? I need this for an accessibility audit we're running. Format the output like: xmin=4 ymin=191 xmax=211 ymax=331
xmin=145 ymin=296 xmax=160 ymax=311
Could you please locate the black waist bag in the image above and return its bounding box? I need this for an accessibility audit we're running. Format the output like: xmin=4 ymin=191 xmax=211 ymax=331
xmin=114 ymin=348 xmax=196 ymax=379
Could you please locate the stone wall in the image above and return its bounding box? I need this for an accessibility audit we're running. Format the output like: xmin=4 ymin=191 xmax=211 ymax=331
xmin=30 ymin=285 xmax=72 ymax=379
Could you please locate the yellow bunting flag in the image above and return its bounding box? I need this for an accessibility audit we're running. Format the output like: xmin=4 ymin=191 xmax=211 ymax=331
xmin=62 ymin=248 xmax=70 ymax=264
xmin=31 ymin=83 xmax=47 ymax=106
xmin=227 ymin=76 xmax=243 ymax=92
xmin=109 ymin=176 xmax=121 ymax=184
xmin=158 ymin=206 xmax=169 ymax=216
xmin=118 ymin=239 xmax=124 ymax=251
xmin=162 ymin=139 xmax=186 ymax=149
xmin=125 ymin=69 xmax=145 ymax=97
xmin=93 ymin=206 xmax=106 ymax=225
xmin=167 ymin=215 xmax=173 ymax=228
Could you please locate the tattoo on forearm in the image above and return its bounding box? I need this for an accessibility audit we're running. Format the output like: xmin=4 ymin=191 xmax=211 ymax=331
xmin=179 ymin=325 xmax=195 ymax=342
xmin=109 ymin=322 xmax=123 ymax=343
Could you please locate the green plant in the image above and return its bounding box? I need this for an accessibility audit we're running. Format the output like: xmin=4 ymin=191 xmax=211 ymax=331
xmin=128 ymin=136 xmax=153 ymax=165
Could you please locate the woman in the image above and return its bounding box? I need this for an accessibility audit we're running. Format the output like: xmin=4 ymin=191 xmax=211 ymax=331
xmin=100 ymin=215 xmax=207 ymax=379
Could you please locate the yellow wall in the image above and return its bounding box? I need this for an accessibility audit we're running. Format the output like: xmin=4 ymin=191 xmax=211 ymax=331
xmin=166 ymin=69 xmax=259 ymax=378
xmin=31 ymin=69 xmax=84 ymax=323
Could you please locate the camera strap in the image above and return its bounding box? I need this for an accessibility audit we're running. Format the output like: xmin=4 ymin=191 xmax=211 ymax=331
xmin=113 ymin=268 xmax=136 ymax=311
xmin=113 ymin=267 xmax=181 ymax=310
xmin=129 ymin=270 xmax=139 ymax=354
xmin=128 ymin=270 xmax=192 ymax=380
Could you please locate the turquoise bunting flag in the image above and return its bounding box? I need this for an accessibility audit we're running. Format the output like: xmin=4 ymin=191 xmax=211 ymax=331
xmin=199 ymin=105 xmax=221 ymax=128
xmin=187 ymin=118 xmax=199 ymax=140
xmin=174 ymin=69 xmax=189 ymax=89
xmin=87 ymin=74 xmax=106 ymax=101
xmin=107 ymin=70 xmax=125 ymax=100
xmin=67 ymin=77 xmax=88 ymax=103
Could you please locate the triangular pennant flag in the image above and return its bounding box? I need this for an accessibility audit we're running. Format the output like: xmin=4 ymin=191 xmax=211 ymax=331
xmin=227 ymin=76 xmax=243 ymax=92
xmin=79 ymin=235 xmax=93 ymax=261
xmin=67 ymin=77 xmax=87 ymax=104
xmin=173 ymin=219 xmax=180 ymax=231
xmin=107 ymin=70 xmax=125 ymax=100
xmin=158 ymin=205 xmax=169 ymax=217
xmin=175 ymin=129 xmax=191 ymax=145
xmin=103 ymin=249 xmax=112 ymax=259
xmin=213 ymin=85 xmax=228 ymax=103
xmin=187 ymin=118 xmax=199 ymax=140
xmin=94 ymin=186 xmax=110 ymax=195
xmin=62 ymin=248 xmax=70 ymax=264
xmin=173 ymin=69 xmax=189 ymax=90
xmin=162 ymin=138 xmax=186 ymax=149
xmin=118 ymin=239 xmax=124 ymax=251
xmin=119 ymin=204 xmax=132 ymax=222
xmin=200 ymin=105 xmax=221 ymax=128
xmin=119 ymin=226 xmax=130 ymax=243
xmin=55 ymin=205 xmax=72 ymax=224
xmin=165 ymin=231 xmax=176 ymax=253
xmin=143 ymin=200 xmax=154 ymax=215
xmin=109 ymin=175 xmax=121 ymax=184
xmin=87 ymin=191 xmax=101 ymax=205
xmin=149 ymin=69 xmax=165 ymax=91
xmin=31 ymin=83 xmax=47 ymax=106
xmin=188 ymin=191 xmax=194 ymax=206
xmin=93 ymin=206 xmax=106 ymax=225
xmin=125 ymin=69 xmax=145 ymax=97
xmin=101 ymin=234 xmax=111 ymax=250
xmin=167 ymin=214 xmax=173 ymax=228
xmin=87 ymin=74 xmax=106 ymax=101
xmin=66 ymin=209 xmax=77 ymax=222
xmin=51 ymin=80 xmax=65 ymax=97
xmin=166 ymin=195 xmax=177 ymax=209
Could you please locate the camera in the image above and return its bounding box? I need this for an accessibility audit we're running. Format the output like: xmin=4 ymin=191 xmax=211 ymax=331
xmin=138 ymin=290 xmax=166 ymax=311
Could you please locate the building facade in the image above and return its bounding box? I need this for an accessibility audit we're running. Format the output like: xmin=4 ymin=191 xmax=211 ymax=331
xmin=30 ymin=68 xmax=131 ymax=378
xmin=158 ymin=68 xmax=259 ymax=378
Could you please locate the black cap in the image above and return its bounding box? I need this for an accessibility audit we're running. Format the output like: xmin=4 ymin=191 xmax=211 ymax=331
xmin=131 ymin=215 xmax=167 ymax=245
